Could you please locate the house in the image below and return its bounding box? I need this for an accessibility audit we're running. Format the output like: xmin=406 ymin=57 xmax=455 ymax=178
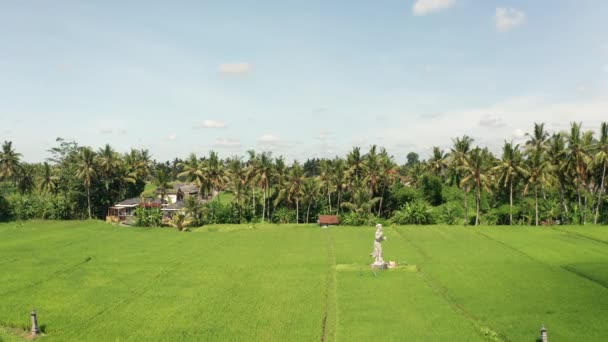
xmin=318 ymin=215 xmax=340 ymax=227
xmin=155 ymin=183 xmax=198 ymax=203
xmin=106 ymin=197 xmax=162 ymax=224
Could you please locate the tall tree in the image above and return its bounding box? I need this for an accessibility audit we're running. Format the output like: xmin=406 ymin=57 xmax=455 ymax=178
xmin=524 ymin=151 xmax=554 ymax=226
xmin=275 ymin=162 xmax=305 ymax=223
xmin=450 ymin=135 xmax=474 ymax=225
xmin=0 ymin=141 xmax=21 ymax=183
xmin=461 ymin=147 xmax=493 ymax=226
xmin=595 ymin=122 xmax=608 ymax=224
xmin=492 ymin=142 xmax=525 ymax=225
xmin=39 ymin=162 xmax=58 ymax=194
xmin=75 ymin=147 xmax=97 ymax=219
xmin=302 ymin=177 xmax=320 ymax=223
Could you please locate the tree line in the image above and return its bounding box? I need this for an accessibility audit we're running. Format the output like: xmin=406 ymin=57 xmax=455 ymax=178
xmin=1 ymin=121 xmax=607 ymax=226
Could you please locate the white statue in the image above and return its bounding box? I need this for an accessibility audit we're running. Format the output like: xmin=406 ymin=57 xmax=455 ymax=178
xmin=371 ymin=223 xmax=387 ymax=267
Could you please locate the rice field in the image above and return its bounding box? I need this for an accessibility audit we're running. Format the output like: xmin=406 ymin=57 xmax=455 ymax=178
xmin=1 ymin=221 xmax=608 ymax=341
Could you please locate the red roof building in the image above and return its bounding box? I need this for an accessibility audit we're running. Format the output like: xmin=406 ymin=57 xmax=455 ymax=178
xmin=318 ymin=215 xmax=340 ymax=226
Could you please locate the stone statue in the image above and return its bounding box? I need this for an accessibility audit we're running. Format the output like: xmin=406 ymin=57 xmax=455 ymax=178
xmin=371 ymin=223 xmax=387 ymax=268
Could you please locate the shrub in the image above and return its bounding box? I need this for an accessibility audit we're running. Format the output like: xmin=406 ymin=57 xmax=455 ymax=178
xmin=339 ymin=212 xmax=375 ymax=226
xmin=391 ymin=201 xmax=436 ymax=225
xmin=437 ymin=204 xmax=462 ymax=225
xmin=272 ymin=207 xmax=296 ymax=224
xmin=421 ymin=175 xmax=443 ymax=206
xmin=134 ymin=207 xmax=162 ymax=227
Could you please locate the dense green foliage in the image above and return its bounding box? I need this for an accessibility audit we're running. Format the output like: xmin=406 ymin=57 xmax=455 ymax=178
xmin=1 ymin=121 xmax=608 ymax=225
xmin=2 ymin=221 xmax=608 ymax=341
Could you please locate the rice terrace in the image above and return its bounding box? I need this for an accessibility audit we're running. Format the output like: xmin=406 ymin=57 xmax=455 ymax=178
xmin=3 ymin=1 xmax=608 ymax=341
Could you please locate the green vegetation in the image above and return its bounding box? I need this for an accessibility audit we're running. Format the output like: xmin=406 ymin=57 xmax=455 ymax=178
xmin=2 ymin=221 xmax=608 ymax=341
xmin=1 ymin=121 xmax=608 ymax=226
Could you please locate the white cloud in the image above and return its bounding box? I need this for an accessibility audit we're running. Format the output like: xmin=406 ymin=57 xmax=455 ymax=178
xmin=479 ymin=114 xmax=506 ymax=128
xmin=168 ymin=133 xmax=177 ymax=141
xmin=218 ymin=63 xmax=252 ymax=75
xmin=413 ymin=0 xmax=456 ymax=16
xmin=96 ymin=120 xmax=125 ymax=135
xmin=382 ymin=96 xmax=608 ymax=157
xmin=495 ymin=7 xmax=526 ymax=33
xmin=194 ymin=120 xmax=227 ymax=129
xmin=213 ymin=138 xmax=242 ymax=149
xmin=512 ymin=129 xmax=526 ymax=139
xmin=258 ymin=134 xmax=294 ymax=148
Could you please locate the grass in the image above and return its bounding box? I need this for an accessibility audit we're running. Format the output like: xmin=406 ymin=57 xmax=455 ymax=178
xmin=1 ymin=222 xmax=608 ymax=341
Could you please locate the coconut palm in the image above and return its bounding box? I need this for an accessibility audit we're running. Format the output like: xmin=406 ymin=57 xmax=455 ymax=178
xmin=346 ymin=147 xmax=365 ymax=182
xmin=525 ymin=122 xmax=550 ymax=154
xmin=301 ymin=177 xmax=320 ymax=223
xmin=178 ymin=154 xmax=207 ymax=198
xmin=547 ymin=133 xmax=569 ymax=216
xmin=492 ymin=142 xmax=526 ymax=225
xmin=274 ymin=162 xmax=305 ymax=223
xmin=0 ymin=141 xmax=21 ymax=182
xmin=524 ymin=151 xmax=554 ymax=226
xmin=428 ymin=146 xmax=449 ymax=177
xmin=39 ymin=162 xmax=58 ymax=194
xmin=75 ymin=147 xmax=97 ymax=219
xmin=564 ymin=122 xmax=592 ymax=223
xmin=206 ymin=151 xmax=230 ymax=201
xmin=594 ymin=122 xmax=608 ymax=224
xmin=340 ymin=179 xmax=381 ymax=215
xmin=17 ymin=164 xmax=35 ymax=196
xmin=153 ymin=169 xmax=171 ymax=203
xmin=460 ymin=147 xmax=494 ymax=226
xmin=376 ymin=148 xmax=398 ymax=217
xmin=317 ymin=159 xmax=335 ymax=212
xmin=169 ymin=210 xmax=194 ymax=231
xmin=450 ymin=135 xmax=474 ymax=224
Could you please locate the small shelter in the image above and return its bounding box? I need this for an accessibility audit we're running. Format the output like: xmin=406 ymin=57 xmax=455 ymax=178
xmin=318 ymin=215 xmax=340 ymax=227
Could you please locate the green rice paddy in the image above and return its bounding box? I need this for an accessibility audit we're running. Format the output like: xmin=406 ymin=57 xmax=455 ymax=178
xmin=1 ymin=221 xmax=608 ymax=341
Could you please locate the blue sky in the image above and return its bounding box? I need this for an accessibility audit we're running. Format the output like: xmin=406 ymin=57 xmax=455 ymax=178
xmin=1 ymin=0 xmax=607 ymax=163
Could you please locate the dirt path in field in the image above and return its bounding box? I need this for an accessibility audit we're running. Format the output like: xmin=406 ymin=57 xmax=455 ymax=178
xmin=320 ymin=230 xmax=338 ymax=342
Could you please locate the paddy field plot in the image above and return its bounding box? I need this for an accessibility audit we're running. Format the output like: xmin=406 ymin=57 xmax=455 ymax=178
xmin=1 ymin=221 xmax=608 ymax=341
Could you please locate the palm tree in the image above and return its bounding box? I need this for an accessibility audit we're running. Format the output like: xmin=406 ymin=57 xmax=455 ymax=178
xmin=178 ymin=154 xmax=207 ymax=198
xmin=169 ymin=210 xmax=194 ymax=231
xmin=524 ymin=150 xmax=554 ymax=226
xmin=206 ymin=151 xmax=230 ymax=201
xmin=274 ymin=162 xmax=305 ymax=223
xmin=255 ymin=152 xmax=273 ymax=222
xmin=332 ymin=158 xmax=347 ymax=214
xmin=525 ymin=123 xmax=550 ymax=155
xmin=346 ymin=147 xmax=365 ymax=182
xmin=564 ymin=122 xmax=592 ymax=224
xmin=376 ymin=148 xmax=397 ymax=217
xmin=302 ymin=177 xmax=320 ymax=223
xmin=0 ymin=141 xmax=22 ymax=182
xmin=460 ymin=147 xmax=493 ymax=226
xmin=547 ymin=133 xmax=569 ymax=217
xmin=153 ymin=169 xmax=171 ymax=203
xmin=227 ymin=157 xmax=248 ymax=221
xmin=595 ymin=122 xmax=608 ymax=224
xmin=75 ymin=147 xmax=97 ymax=219
xmin=492 ymin=142 xmax=525 ymax=225
xmin=39 ymin=162 xmax=58 ymax=194
xmin=340 ymin=179 xmax=381 ymax=215
xmin=428 ymin=146 xmax=449 ymax=177
xmin=17 ymin=164 xmax=35 ymax=196
xmin=450 ymin=135 xmax=474 ymax=224
xmin=317 ymin=159 xmax=335 ymax=213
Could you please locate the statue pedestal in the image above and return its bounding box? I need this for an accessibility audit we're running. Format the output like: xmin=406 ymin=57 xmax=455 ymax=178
xmin=371 ymin=262 xmax=388 ymax=270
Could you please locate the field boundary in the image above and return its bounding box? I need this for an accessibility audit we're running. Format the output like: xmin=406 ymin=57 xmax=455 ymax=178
xmin=321 ymin=230 xmax=338 ymax=342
